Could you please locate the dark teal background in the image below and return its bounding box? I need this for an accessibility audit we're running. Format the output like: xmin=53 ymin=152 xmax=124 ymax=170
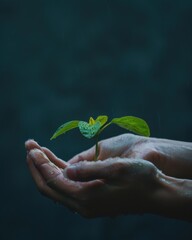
xmin=1 ymin=0 xmax=192 ymax=239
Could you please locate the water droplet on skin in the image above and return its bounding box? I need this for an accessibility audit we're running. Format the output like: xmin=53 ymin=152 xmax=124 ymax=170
xmin=49 ymin=170 xmax=55 ymax=175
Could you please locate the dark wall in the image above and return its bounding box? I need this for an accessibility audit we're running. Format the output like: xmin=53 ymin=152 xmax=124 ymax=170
xmin=1 ymin=0 xmax=192 ymax=239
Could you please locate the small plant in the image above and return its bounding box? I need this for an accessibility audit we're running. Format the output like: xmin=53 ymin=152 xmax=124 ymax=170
xmin=50 ymin=115 xmax=150 ymax=160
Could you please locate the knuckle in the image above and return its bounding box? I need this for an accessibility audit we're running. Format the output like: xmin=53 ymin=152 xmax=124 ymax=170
xmin=147 ymin=162 xmax=157 ymax=175
xmin=76 ymin=154 xmax=84 ymax=162
xmin=145 ymin=149 xmax=159 ymax=160
xmin=112 ymin=160 xmax=127 ymax=175
xmin=140 ymin=161 xmax=157 ymax=178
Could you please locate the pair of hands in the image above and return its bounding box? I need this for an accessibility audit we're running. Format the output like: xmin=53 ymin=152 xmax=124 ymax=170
xmin=25 ymin=134 xmax=192 ymax=219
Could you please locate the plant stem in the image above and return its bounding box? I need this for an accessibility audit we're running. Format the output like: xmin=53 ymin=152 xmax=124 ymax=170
xmin=94 ymin=135 xmax=99 ymax=161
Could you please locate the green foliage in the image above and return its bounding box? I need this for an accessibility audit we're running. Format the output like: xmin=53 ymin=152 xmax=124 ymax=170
xmin=111 ymin=116 xmax=150 ymax=137
xmin=95 ymin=115 xmax=108 ymax=126
xmin=78 ymin=116 xmax=108 ymax=138
xmin=78 ymin=121 xmax=101 ymax=139
xmin=50 ymin=115 xmax=150 ymax=160
xmin=50 ymin=120 xmax=80 ymax=140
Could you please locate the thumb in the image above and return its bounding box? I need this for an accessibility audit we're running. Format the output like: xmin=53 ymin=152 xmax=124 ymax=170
xmin=68 ymin=146 xmax=95 ymax=164
xmin=65 ymin=160 xmax=111 ymax=181
xmin=65 ymin=158 xmax=126 ymax=181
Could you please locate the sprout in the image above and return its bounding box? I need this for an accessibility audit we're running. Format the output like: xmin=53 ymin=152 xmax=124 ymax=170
xmin=50 ymin=115 xmax=150 ymax=160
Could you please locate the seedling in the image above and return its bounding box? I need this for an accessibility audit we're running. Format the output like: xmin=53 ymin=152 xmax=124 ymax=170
xmin=50 ymin=115 xmax=150 ymax=160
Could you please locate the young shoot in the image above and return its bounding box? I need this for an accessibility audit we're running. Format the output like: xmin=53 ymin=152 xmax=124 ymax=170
xmin=50 ymin=115 xmax=150 ymax=161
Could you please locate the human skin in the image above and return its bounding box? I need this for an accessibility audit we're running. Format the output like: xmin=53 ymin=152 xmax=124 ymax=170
xmin=25 ymin=134 xmax=192 ymax=220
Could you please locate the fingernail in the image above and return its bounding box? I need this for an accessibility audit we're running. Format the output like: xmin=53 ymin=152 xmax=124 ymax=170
xmin=25 ymin=139 xmax=35 ymax=144
xmin=66 ymin=165 xmax=77 ymax=180
xmin=25 ymin=139 xmax=38 ymax=150
xmin=29 ymin=148 xmax=40 ymax=157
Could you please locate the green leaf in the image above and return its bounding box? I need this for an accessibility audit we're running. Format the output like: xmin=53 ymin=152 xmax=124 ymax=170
xmin=50 ymin=120 xmax=80 ymax=140
xmin=111 ymin=116 xmax=150 ymax=137
xmin=95 ymin=115 xmax=108 ymax=126
xmin=78 ymin=121 xmax=101 ymax=139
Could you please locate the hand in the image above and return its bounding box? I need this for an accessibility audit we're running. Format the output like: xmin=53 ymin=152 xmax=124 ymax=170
xmin=25 ymin=139 xmax=192 ymax=220
xmin=25 ymin=139 xmax=160 ymax=217
xmin=65 ymin=158 xmax=162 ymax=217
xmin=25 ymin=140 xmax=105 ymax=216
xmin=68 ymin=134 xmax=192 ymax=179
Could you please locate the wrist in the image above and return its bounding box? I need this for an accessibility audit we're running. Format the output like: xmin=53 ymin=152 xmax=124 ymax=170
xmin=150 ymin=171 xmax=192 ymax=221
xmin=146 ymin=137 xmax=192 ymax=179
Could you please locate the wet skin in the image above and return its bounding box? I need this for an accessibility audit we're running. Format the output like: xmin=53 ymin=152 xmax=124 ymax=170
xmin=25 ymin=134 xmax=192 ymax=220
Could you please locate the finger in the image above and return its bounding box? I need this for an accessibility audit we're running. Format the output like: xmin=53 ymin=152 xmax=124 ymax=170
xmin=25 ymin=140 xmax=67 ymax=169
xmin=66 ymin=158 xmax=128 ymax=181
xmin=25 ymin=139 xmax=41 ymax=152
xmin=68 ymin=146 xmax=95 ymax=164
xmin=28 ymin=148 xmax=61 ymax=174
xmin=28 ymin=149 xmax=103 ymax=197
xmin=127 ymin=149 xmax=152 ymax=161
xmin=41 ymin=147 xmax=68 ymax=169
xmin=26 ymin=153 xmax=80 ymax=211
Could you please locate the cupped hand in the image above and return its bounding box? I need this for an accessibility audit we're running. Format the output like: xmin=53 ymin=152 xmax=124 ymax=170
xmin=68 ymin=134 xmax=151 ymax=163
xmin=68 ymin=134 xmax=192 ymax=179
xmin=65 ymin=158 xmax=161 ymax=217
xmin=68 ymin=134 xmax=161 ymax=173
xmin=25 ymin=139 xmax=160 ymax=217
xmin=25 ymin=140 xmax=105 ymax=216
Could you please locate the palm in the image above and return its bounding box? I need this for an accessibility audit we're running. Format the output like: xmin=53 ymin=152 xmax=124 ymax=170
xmin=69 ymin=134 xmax=148 ymax=160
